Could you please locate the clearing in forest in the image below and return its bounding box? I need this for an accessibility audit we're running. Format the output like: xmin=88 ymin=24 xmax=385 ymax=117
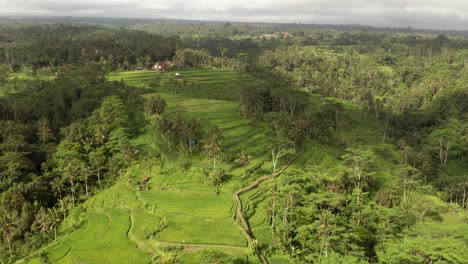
xmin=108 ymin=68 xmax=244 ymax=101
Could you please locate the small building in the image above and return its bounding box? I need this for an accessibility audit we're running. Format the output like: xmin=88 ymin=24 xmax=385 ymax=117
xmin=174 ymin=72 xmax=182 ymax=77
xmin=153 ymin=61 xmax=182 ymax=73
xmin=258 ymin=34 xmax=276 ymax=38
xmin=283 ymin=32 xmax=293 ymax=38
xmin=153 ymin=61 xmax=171 ymax=72
xmin=153 ymin=64 xmax=163 ymax=71
xmin=135 ymin=66 xmax=143 ymax=70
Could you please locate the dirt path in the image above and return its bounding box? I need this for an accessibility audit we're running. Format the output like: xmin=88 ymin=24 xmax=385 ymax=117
xmin=233 ymin=150 xmax=304 ymax=264
xmin=127 ymin=211 xmax=159 ymax=259
xmin=153 ymin=240 xmax=248 ymax=253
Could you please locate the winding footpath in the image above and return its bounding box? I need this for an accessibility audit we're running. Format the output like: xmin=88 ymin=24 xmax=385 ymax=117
xmin=153 ymin=240 xmax=248 ymax=253
xmin=233 ymin=150 xmax=305 ymax=264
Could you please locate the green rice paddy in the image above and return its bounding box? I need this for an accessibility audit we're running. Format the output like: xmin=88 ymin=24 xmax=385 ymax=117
xmin=22 ymin=68 xmax=395 ymax=264
xmin=23 ymin=69 xmax=276 ymax=264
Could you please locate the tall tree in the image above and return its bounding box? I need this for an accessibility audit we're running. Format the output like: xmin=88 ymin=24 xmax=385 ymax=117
xmin=32 ymin=207 xmax=51 ymax=239
xmin=425 ymin=119 xmax=461 ymax=166
xmin=268 ymin=138 xmax=294 ymax=173
xmin=48 ymin=208 xmax=62 ymax=241
xmin=89 ymin=148 xmax=106 ymax=190
xmin=341 ymin=148 xmax=376 ymax=204
xmin=203 ymin=126 xmax=223 ymax=178
xmin=36 ymin=117 xmax=54 ymax=145
xmin=0 ymin=212 xmax=18 ymax=252
xmin=234 ymin=151 xmax=252 ymax=178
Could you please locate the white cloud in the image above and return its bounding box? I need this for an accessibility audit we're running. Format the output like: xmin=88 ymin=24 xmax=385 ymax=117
xmin=0 ymin=0 xmax=467 ymax=30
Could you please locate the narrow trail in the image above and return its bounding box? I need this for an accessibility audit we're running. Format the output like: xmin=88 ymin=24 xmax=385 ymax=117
xmin=153 ymin=240 xmax=248 ymax=253
xmin=233 ymin=150 xmax=305 ymax=264
xmin=127 ymin=211 xmax=157 ymax=259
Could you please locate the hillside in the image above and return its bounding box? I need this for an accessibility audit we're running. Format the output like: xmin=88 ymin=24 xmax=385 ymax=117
xmin=1 ymin=22 xmax=466 ymax=264
xmin=19 ymin=70 xmax=272 ymax=263
xmin=18 ymin=70 xmax=467 ymax=264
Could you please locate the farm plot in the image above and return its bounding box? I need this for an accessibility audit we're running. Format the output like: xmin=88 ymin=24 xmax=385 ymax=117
xmin=24 ymin=69 xmax=286 ymax=264
xmin=108 ymin=68 xmax=246 ymax=101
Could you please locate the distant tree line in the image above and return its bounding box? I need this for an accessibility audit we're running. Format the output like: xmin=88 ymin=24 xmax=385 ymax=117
xmin=0 ymin=24 xmax=179 ymax=71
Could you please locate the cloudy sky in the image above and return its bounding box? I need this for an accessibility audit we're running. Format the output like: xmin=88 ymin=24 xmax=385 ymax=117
xmin=1 ymin=0 xmax=467 ymax=30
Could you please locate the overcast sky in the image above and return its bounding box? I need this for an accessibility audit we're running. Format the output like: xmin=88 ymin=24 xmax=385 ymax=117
xmin=1 ymin=0 xmax=467 ymax=30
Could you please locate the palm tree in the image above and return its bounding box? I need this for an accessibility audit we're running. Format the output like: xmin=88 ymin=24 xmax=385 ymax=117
xmin=235 ymin=151 xmax=252 ymax=178
xmin=203 ymin=127 xmax=223 ymax=177
xmin=0 ymin=213 xmax=18 ymax=252
xmin=94 ymin=125 xmax=108 ymax=146
xmin=50 ymin=177 xmax=66 ymax=214
xmin=218 ymin=47 xmax=228 ymax=67
xmin=204 ymin=140 xmax=220 ymax=177
xmin=32 ymin=207 xmax=51 ymax=239
xmin=48 ymin=208 xmax=62 ymax=241
xmin=50 ymin=177 xmax=64 ymax=200
xmin=79 ymin=162 xmax=92 ymax=198
xmin=90 ymin=148 xmax=106 ymax=190
xmin=212 ymin=169 xmax=226 ymax=194
xmin=36 ymin=117 xmax=54 ymax=145
xmin=63 ymin=158 xmax=82 ymax=206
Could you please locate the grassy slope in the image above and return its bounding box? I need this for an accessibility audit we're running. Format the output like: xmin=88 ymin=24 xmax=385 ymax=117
xmin=22 ymin=180 xmax=152 ymax=264
xmin=23 ymin=70 xmax=262 ymax=263
xmin=22 ymin=69 xmax=466 ymax=264
xmin=7 ymin=72 xmax=55 ymax=81
xmin=108 ymin=68 xmax=244 ymax=101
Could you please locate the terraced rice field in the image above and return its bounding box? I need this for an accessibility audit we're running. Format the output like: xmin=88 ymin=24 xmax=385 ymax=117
xmin=108 ymin=68 xmax=245 ymax=101
xmin=23 ymin=69 xmax=382 ymax=264
xmin=23 ymin=69 xmax=283 ymax=263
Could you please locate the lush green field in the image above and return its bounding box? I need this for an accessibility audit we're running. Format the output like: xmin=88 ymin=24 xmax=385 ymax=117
xmin=108 ymin=69 xmax=245 ymax=101
xmin=23 ymin=70 xmax=276 ymax=263
xmin=21 ymin=181 xmax=152 ymax=264
xmin=8 ymin=72 xmax=55 ymax=81
xmin=23 ymin=69 xmax=463 ymax=264
xmin=22 ymin=69 xmax=387 ymax=264
xmin=109 ymin=71 xmax=392 ymax=263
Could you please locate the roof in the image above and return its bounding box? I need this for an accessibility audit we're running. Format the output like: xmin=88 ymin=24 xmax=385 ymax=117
xmin=260 ymin=34 xmax=276 ymax=38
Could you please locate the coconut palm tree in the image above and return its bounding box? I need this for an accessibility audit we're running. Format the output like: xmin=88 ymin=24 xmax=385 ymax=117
xmin=48 ymin=208 xmax=62 ymax=241
xmin=0 ymin=212 xmax=18 ymax=252
xmin=203 ymin=126 xmax=223 ymax=177
xmin=235 ymin=151 xmax=252 ymax=178
xmin=50 ymin=177 xmax=64 ymax=200
xmin=79 ymin=162 xmax=92 ymax=198
xmin=89 ymin=148 xmax=106 ymax=190
xmin=32 ymin=207 xmax=52 ymax=239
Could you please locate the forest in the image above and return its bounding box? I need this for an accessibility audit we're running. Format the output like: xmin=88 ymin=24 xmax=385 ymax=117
xmin=0 ymin=19 xmax=467 ymax=264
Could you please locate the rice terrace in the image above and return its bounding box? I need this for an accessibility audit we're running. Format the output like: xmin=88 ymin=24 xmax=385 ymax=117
xmin=0 ymin=14 xmax=467 ymax=264
xmin=18 ymin=69 xmax=299 ymax=263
